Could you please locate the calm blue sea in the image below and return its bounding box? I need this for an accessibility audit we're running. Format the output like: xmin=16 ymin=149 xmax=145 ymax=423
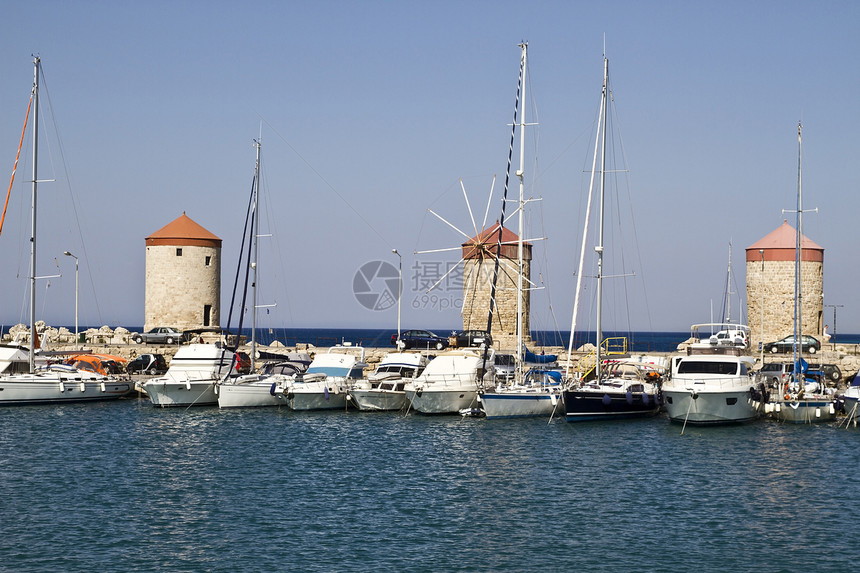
xmin=1 ymin=399 xmax=859 ymax=572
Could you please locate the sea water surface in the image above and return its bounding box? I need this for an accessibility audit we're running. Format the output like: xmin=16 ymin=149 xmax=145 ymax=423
xmin=2 ymin=399 xmax=859 ymax=572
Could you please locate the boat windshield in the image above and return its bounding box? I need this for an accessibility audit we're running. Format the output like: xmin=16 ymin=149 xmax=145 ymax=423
xmin=677 ymin=361 xmax=740 ymax=376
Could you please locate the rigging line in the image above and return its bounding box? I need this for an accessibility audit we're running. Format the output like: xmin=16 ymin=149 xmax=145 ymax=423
xmin=42 ymin=64 xmax=110 ymax=326
xmin=610 ymin=95 xmax=653 ymax=332
xmin=1 ymin=95 xmax=32 ymax=237
xmin=225 ymin=174 xmax=256 ymax=339
xmin=258 ymin=115 xmax=392 ymax=249
xmin=484 ymin=47 xmax=524 ymax=345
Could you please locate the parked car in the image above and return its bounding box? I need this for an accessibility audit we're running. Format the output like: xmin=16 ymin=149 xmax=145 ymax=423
xmin=763 ymin=334 xmax=820 ymax=355
xmin=494 ymin=353 xmax=515 ymax=381
xmin=132 ymin=327 xmax=186 ymax=345
xmin=808 ymin=363 xmax=842 ymax=384
xmin=391 ymin=329 xmax=449 ymax=350
xmin=757 ymin=361 xmax=841 ymax=387
xmin=756 ymin=362 xmax=793 ymax=387
xmin=452 ymin=330 xmax=493 ymax=348
xmin=126 ymin=353 xmax=168 ymax=375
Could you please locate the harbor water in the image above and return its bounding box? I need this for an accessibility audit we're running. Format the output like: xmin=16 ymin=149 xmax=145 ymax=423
xmin=2 ymin=398 xmax=859 ymax=572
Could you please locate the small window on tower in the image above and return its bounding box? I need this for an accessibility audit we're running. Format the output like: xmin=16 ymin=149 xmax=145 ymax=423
xmin=205 ymin=256 xmax=211 ymax=266
xmin=176 ymin=248 xmax=183 ymax=256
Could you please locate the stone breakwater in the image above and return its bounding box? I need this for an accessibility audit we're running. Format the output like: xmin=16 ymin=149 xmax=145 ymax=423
xmin=5 ymin=323 xmax=860 ymax=384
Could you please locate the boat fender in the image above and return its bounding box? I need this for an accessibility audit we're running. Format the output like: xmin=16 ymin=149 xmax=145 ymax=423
xmin=185 ymin=381 xmax=192 ymax=391
xmin=269 ymin=382 xmax=277 ymax=396
xmin=59 ymin=381 xmax=66 ymax=393
xmin=100 ymin=382 xmax=106 ymax=393
xmin=642 ymin=392 xmax=649 ymax=406
xmin=323 ymin=385 xmax=330 ymax=400
xmin=80 ymin=382 xmax=86 ymax=392
xmin=602 ymin=394 xmax=611 ymax=406
xmin=625 ymin=390 xmax=633 ymax=405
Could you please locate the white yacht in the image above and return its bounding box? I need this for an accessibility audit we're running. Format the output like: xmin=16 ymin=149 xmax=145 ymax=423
xmin=275 ymin=346 xmax=367 ymax=410
xmin=663 ymin=323 xmax=765 ymax=425
xmin=480 ymin=369 xmax=562 ymax=419
xmin=143 ymin=344 xmax=235 ymax=407
xmin=348 ymin=352 xmax=427 ymax=412
xmin=404 ymin=349 xmax=494 ymax=414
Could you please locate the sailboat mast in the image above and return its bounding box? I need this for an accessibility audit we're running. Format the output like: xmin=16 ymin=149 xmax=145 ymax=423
xmin=793 ymin=122 xmax=803 ymax=369
xmin=515 ymin=42 xmax=527 ymax=376
xmin=251 ymin=138 xmax=261 ymax=373
xmin=29 ymin=56 xmax=40 ymax=373
xmin=595 ymin=56 xmax=609 ymax=380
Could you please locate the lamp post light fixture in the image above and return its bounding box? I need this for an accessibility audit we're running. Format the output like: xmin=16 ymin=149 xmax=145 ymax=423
xmin=63 ymin=251 xmax=79 ymax=342
xmin=392 ymin=248 xmax=402 ymax=345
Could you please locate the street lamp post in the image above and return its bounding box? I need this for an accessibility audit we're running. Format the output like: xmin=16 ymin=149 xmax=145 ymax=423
xmin=392 ymin=248 xmax=402 ymax=347
xmin=63 ymin=251 xmax=78 ymax=343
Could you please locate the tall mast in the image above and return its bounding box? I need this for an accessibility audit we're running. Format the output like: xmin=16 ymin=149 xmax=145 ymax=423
xmin=29 ymin=56 xmax=40 ymax=373
xmin=251 ymin=138 xmax=261 ymax=373
xmin=515 ymin=42 xmax=527 ymax=378
xmin=793 ymin=122 xmax=803 ymax=371
xmin=595 ymin=56 xmax=609 ymax=380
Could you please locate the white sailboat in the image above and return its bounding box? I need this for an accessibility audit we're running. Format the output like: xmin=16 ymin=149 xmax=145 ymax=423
xmin=0 ymin=57 xmax=131 ymax=405
xmin=477 ymin=42 xmax=562 ymax=420
xmin=216 ymin=137 xmax=300 ymax=408
xmin=768 ymin=123 xmax=836 ymax=424
xmin=561 ymin=55 xmax=660 ymax=421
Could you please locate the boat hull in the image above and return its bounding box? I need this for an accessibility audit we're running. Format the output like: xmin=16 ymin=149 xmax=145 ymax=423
xmin=144 ymin=379 xmax=217 ymax=407
xmin=405 ymin=388 xmax=479 ymax=414
xmin=217 ymin=380 xmax=284 ymax=408
xmin=349 ymin=389 xmax=407 ymax=411
xmin=771 ymin=398 xmax=837 ymax=424
xmin=286 ymin=382 xmax=348 ymax=410
xmin=563 ymin=389 xmax=660 ymax=422
xmin=663 ymin=389 xmax=761 ymax=424
xmin=0 ymin=374 xmax=131 ymax=405
xmin=480 ymin=391 xmax=559 ymax=419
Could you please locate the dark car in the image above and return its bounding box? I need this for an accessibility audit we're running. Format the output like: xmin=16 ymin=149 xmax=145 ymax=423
xmin=132 ymin=327 xmax=186 ymax=345
xmin=808 ymin=363 xmax=842 ymax=384
xmin=763 ymin=334 xmax=820 ymax=355
xmin=126 ymin=353 xmax=168 ymax=375
xmin=452 ymin=330 xmax=493 ymax=348
xmin=392 ymin=329 xmax=449 ymax=350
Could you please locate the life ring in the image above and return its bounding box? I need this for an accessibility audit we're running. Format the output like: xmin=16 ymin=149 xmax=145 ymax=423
xmin=784 ymin=394 xmax=791 ymax=400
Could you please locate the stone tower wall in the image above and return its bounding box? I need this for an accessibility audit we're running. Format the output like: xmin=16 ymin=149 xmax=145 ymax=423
xmin=145 ymin=244 xmax=221 ymax=332
xmin=746 ymin=259 xmax=823 ymax=350
xmin=462 ymin=257 xmax=532 ymax=350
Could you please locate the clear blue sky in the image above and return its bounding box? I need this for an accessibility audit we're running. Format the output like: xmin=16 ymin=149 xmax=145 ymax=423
xmin=2 ymin=0 xmax=859 ymax=336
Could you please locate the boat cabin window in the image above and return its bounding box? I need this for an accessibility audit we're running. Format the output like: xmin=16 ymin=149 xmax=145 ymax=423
xmin=677 ymin=361 xmax=738 ymax=376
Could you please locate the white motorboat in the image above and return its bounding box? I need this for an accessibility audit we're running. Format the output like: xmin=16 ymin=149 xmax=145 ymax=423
xmin=404 ymin=349 xmax=494 ymax=414
xmin=664 ymin=329 xmax=765 ymax=426
xmin=217 ymin=354 xmax=310 ymax=408
xmin=840 ymin=373 xmax=859 ymax=421
xmin=0 ymin=58 xmax=131 ymax=405
xmin=143 ymin=344 xmax=235 ymax=407
xmin=348 ymin=352 xmax=427 ymax=412
xmin=275 ymin=345 xmax=367 ymax=410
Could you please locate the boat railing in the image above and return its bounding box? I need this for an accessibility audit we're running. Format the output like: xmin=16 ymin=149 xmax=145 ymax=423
xmin=566 ymin=337 xmax=629 ymax=380
xmin=670 ymin=374 xmax=756 ymax=390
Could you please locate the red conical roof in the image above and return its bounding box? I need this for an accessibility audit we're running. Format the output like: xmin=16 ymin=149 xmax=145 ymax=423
xmin=146 ymin=212 xmax=222 ymax=247
xmin=461 ymin=221 xmax=531 ymax=260
xmin=746 ymin=220 xmax=822 ymax=262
